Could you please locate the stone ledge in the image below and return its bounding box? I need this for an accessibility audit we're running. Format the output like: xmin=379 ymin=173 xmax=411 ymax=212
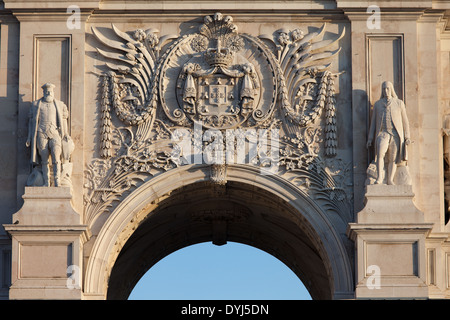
xmin=347 ymin=222 xmax=434 ymax=241
xmin=364 ymin=184 xmax=415 ymax=197
xmin=22 ymin=186 xmax=72 ymax=200
xmin=3 ymin=224 xmax=91 ymax=244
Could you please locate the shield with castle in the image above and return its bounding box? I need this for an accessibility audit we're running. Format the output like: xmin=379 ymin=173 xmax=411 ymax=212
xmin=165 ymin=13 xmax=273 ymax=129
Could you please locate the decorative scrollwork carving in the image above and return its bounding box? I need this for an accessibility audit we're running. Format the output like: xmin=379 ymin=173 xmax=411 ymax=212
xmin=87 ymin=13 xmax=351 ymax=226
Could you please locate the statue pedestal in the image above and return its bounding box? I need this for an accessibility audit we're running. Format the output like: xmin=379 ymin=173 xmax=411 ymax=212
xmin=347 ymin=185 xmax=433 ymax=299
xmin=11 ymin=187 xmax=80 ymax=225
xmin=3 ymin=187 xmax=89 ymax=300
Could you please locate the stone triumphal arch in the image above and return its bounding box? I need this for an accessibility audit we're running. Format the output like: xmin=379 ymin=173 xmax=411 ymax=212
xmin=1 ymin=1 xmax=450 ymax=300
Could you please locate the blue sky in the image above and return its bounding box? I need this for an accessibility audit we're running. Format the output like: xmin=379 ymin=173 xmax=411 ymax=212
xmin=128 ymin=241 xmax=312 ymax=300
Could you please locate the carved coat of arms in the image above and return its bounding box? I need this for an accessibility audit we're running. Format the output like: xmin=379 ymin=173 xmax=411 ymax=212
xmin=161 ymin=13 xmax=271 ymax=129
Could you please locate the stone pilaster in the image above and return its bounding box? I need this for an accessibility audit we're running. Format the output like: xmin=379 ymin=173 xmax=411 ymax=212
xmin=347 ymin=185 xmax=433 ymax=299
xmin=3 ymin=187 xmax=89 ymax=300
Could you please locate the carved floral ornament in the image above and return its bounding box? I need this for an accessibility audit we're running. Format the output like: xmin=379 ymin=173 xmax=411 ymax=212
xmin=86 ymin=13 xmax=352 ymax=226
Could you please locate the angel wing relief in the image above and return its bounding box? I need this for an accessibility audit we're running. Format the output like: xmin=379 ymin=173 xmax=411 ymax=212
xmin=92 ymin=12 xmax=344 ymax=154
xmin=266 ymin=25 xmax=345 ymax=157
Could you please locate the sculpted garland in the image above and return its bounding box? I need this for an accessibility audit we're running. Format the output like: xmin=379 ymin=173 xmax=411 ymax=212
xmin=85 ymin=13 xmax=351 ymax=226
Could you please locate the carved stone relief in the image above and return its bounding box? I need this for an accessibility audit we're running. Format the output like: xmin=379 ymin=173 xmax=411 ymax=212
xmin=85 ymin=13 xmax=351 ymax=226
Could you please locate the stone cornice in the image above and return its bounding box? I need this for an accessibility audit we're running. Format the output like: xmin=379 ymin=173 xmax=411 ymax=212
xmin=432 ymin=0 xmax=450 ymax=10
xmin=346 ymin=223 xmax=434 ymax=241
xmin=343 ymin=9 xmax=426 ymax=22
xmin=2 ymin=0 xmax=338 ymax=11
xmin=3 ymin=224 xmax=91 ymax=243
xmin=341 ymin=8 xmax=449 ymax=25
xmin=97 ymin=0 xmax=337 ymax=10
xmin=87 ymin=11 xmax=348 ymax=24
xmin=336 ymin=0 xmax=434 ymax=9
xmin=3 ymin=0 xmax=100 ymax=9
xmin=3 ymin=0 xmax=446 ymax=13
xmin=12 ymin=11 xmax=93 ymax=23
xmin=3 ymin=0 xmax=96 ymax=22
xmin=419 ymin=9 xmax=447 ymax=22
xmin=3 ymin=0 xmax=447 ymax=24
xmin=3 ymin=1 xmax=444 ymax=26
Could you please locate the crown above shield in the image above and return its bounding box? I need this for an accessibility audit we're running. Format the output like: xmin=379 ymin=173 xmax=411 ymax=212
xmin=205 ymin=44 xmax=233 ymax=67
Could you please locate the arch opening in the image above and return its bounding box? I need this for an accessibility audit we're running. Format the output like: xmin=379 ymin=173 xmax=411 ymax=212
xmin=128 ymin=242 xmax=312 ymax=300
xmin=106 ymin=180 xmax=335 ymax=300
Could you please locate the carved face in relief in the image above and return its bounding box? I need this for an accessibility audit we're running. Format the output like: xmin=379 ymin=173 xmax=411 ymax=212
xmin=382 ymin=83 xmax=392 ymax=100
xmin=42 ymin=84 xmax=55 ymax=103
xmin=381 ymin=81 xmax=397 ymax=101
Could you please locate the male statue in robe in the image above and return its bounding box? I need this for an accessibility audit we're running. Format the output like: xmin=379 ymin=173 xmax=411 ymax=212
xmin=26 ymin=83 xmax=72 ymax=187
xmin=367 ymin=81 xmax=411 ymax=185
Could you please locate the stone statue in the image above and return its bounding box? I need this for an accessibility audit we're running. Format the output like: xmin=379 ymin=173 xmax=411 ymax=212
xmin=367 ymin=81 xmax=411 ymax=185
xmin=443 ymin=114 xmax=450 ymax=213
xmin=443 ymin=114 xmax=450 ymax=166
xmin=26 ymin=83 xmax=74 ymax=187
